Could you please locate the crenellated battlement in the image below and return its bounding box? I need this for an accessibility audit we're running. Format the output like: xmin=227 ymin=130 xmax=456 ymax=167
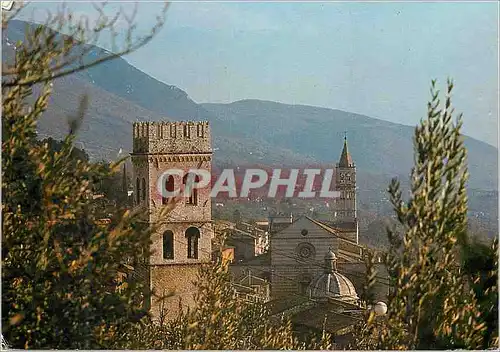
xmin=132 ymin=120 xmax=212 ymax=154
xmin=133 ymin=121 xmax=210 ymax=140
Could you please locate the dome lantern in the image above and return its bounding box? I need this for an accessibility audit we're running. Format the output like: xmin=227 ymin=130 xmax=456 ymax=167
xmin=324 ymin=249 xmax=337 ymax=273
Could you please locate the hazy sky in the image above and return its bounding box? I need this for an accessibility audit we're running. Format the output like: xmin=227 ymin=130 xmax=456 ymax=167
xmin=17 ymin=1 xmax=499 ymax=147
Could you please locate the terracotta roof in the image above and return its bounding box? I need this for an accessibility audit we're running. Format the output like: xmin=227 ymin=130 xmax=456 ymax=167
xmin=295 ymin=308 xmax=362 ymax=334
xmin=307 ymin=217 xmax=359 ymax=245
xmin=337 ymin=250 xmax=362 ymax=262
xmin=269 ymin=298 xmax=362 ymax=333
xmin=326 ymin=296 xmax=363 ymax=309
xmin=267 ymin=296 xmax=311 ymax=316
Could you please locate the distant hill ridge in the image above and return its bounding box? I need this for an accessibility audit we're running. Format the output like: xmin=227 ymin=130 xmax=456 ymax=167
xmin=3 ymin=19 xmax=497 ymax=196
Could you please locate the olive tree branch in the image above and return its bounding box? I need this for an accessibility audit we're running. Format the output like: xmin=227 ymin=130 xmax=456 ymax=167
xmin=2 ymin=1 xmax=169 ymax=87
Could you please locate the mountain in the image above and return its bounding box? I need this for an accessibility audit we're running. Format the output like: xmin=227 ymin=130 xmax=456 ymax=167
xmin=202 ymin=100 xmax=498 ymax=191
xmin=3 ymin=19 xmax=498 ymax=239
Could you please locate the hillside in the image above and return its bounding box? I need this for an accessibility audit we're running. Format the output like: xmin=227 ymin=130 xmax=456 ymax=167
xmin=3 ymin=19 xmax=498 ymax=239
xmin=202 ymin=100 xmax=498 ymax=191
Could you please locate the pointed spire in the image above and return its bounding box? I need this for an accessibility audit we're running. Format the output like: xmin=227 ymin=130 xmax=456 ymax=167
xmin=338 ymin=131 xmax=354 ymax=168
xmin=324 ymin=249 xmax=337 ymax=273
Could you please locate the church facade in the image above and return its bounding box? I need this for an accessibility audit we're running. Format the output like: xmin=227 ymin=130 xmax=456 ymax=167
xmin=230 ymin=137 xmax=389 ymax=336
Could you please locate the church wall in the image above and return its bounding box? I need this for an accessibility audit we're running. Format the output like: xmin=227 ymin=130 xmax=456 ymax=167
xmin=270 ymin=218 xmax=342 ymax=299
xmin=271 ymin=264 xmax=323 ymax=299
xmin=271 ymin=218 xmax=339 ymax=267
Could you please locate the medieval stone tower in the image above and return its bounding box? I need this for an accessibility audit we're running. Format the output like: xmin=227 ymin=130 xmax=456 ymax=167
xmin=333 ymin=134 xmax=358 ymax=243
xmin=131 ymin=121 xmax=213 ymax=320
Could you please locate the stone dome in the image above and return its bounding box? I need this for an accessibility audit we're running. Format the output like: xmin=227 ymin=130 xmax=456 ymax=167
xmin=308 ymin=250 xmax=358 ymax=301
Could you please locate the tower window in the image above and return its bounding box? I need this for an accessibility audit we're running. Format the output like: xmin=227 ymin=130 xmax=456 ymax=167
xmin=163 ymin=230 xmax=174 ymax=259
xmin=183 ymin=124 xmax=190 ymax=138
xmin=183 ymin=173 xmax=199 ymax=205
xmin=141 ymin=178 xmax=146 ymax=202
xmin=197 ymin=124 xmax=204 ymax=137
xmin=162 ymin=175 xmax=175 ymax=205
xmin=157 ymin=124 xmax=163 ymax=139
xmin=185 ymin=227 xmax=200 ymax=259
xmin=170 ymin=124 xmax=176 ymax=138
xmin=136 ymin=177 xmax=140 ymax=204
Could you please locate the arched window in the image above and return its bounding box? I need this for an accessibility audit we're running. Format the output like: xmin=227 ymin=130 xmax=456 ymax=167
xmin=162 ymin=175 xmax=175 ymax=205
xmin=141 ymin=178 xmax=146 ymax=202
xmin=163 ymin=230 xmax=174 ymax=259
xmin=183 ymin=173 xmax=199 ymax=205
xmin=183 ymin=124 xmax=190 ymax=138
xmin=185 ymin=227 xmax=200 ymax=259
xmin=136 ymin=177 xmax=140 ymax=204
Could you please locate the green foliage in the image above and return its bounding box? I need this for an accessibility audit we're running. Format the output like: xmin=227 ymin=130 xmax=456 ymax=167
xmin=232 ymin=209 xmax=242 ymax=223
xmin=360 ymin=249 xmax=377 ymax=305
xmin=6 ymin=2 xmax=496 ymax=350
xmin=355 ymin=80 xmax=498 ymax=350
xmin=350 ymin=249 xmax=383 ymax=350
xmin=2 ymin=86 xmax=152 ymax=349
xmin=40 ymin=137 xmax=89 ymax=162
xmin=1 ymin=5 xmax=168 ymax=349
xmin=169 ymin=259 xmax=299 ymax=350
xmin=92 ymin=161 xmax=131 ymax=209
xmin=459 ymin=235 xmax=498 ymax=348
xmin=108 ymin=258 xmax=333 ymax=350
xmin=1 ymin=6 xmax=329 ymax=350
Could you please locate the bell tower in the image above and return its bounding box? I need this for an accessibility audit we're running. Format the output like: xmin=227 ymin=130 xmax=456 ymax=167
xmin=131 ymin=120 xmax=213 ymax=320
xmin=333 ymin=133 xmax=358 ymax=242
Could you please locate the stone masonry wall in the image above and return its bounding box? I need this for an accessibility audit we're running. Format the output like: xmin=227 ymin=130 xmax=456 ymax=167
xmin=131 ymin=120 xmax=213 ymax=322
xmin=149 ymin=264 xmax=201 ymax=321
